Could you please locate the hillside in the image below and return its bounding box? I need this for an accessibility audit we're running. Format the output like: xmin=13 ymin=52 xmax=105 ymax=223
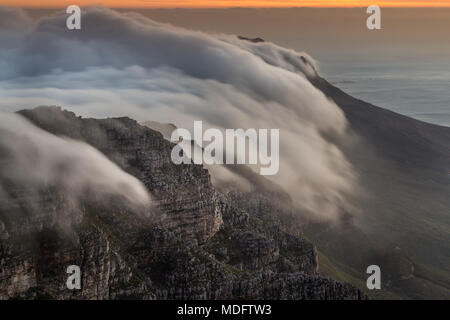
xmin=305 ymin=75 xmax=450 ymax=299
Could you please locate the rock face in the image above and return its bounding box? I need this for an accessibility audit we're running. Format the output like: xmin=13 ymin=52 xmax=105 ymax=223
xmin=238 ymin=36 xmax=265 ymax=43
xmin=17 ymin=107 xmax=222 ymax=244
xmin=0 ymin=107 xmax=364 ymax=300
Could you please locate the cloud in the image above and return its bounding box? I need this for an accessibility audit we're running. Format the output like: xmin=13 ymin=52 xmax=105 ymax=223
xmin=0 ymin=6 xmax=356 ymax=220
xmin=0 ymin=6 xmax=32 ymax=32
xmin=0 ymin=111 xmax=151 ymax=229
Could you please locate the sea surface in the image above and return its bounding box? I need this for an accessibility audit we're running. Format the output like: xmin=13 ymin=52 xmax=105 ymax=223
xmin=320 ymin=58 xmax=450 ymax=127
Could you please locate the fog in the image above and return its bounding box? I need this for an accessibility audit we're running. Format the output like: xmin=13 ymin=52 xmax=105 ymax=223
xmin=0 ymin=111 xmax=151 ymax=222
xmin=0 ymin=6 xmax=357 ymax=220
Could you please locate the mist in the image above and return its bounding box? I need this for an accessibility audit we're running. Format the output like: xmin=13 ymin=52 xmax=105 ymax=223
xmin=0 ymin=6 xmax=357 ymax=220
xmin=0 ymin=111 xmax=151 ymax=227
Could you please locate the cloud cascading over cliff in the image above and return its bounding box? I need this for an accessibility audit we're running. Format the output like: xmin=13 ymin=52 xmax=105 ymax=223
xmin=0 ymin=6 xmax=356 ymax=220
xmin=0 ymin=111 xmax=151 ymax=220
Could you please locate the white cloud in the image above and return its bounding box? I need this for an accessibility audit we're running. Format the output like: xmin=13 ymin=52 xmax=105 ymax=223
xmin=0 ymin=111 xmax=151 ymax=217
xmin=0 ymin=6 xmax=356 ymax=220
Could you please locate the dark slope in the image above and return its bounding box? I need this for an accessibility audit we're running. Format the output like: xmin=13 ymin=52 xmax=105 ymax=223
xmin=306 ymin=76 xmax=450 ymax=299
xmin=310 ymin=76 xmax=450 ymax=173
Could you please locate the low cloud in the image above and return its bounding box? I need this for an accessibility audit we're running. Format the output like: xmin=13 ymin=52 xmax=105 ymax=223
xmin=0 ymin=111 xmax=151 ymax=227
xmin=0 ymin=6 xmax=356 ymax=220
xmin=0 ymin=6 xmax=32 ymax=32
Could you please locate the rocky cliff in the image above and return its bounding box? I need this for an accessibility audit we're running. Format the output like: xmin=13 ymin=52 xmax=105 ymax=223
xmin=0 ymin=106 xmax=364 ymax=300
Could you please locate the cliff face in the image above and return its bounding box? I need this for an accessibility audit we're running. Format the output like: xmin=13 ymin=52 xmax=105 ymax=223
xmin=0 ymin=106 xmax=364 ymax=300
xmin=16 ymin=107 xmax=222 ymax=245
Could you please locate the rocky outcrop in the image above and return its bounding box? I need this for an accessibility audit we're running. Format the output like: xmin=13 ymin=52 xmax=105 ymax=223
xmin=233 ymin=273 xmax=363 ymax=300
xmin=17 ymin=107 xmax=222 ymax=244
xmin=0 ymin=107 xmax=364 ymax=300
xmin=238 ymin=36 xmax=265 ymax=43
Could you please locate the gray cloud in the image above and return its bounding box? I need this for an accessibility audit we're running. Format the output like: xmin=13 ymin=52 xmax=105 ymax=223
xmin=0 ymin=6 xmax=32 ymax=32
xmin=0 ymin=6 xmax=356 ymax=220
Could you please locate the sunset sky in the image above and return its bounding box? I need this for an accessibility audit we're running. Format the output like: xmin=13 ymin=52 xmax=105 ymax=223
xmin=2 ymin=0 xmax=450 ymax=8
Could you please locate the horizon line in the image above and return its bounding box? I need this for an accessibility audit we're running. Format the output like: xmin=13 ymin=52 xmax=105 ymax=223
xmin=15 ymin=5 xmax=450 ymax=9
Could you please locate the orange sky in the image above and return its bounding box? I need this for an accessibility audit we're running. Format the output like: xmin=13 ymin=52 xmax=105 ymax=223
xmin=2 ymin=1 xmax=450 ymax=8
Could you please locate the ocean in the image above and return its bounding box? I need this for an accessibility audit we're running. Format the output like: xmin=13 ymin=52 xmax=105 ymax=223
xmin=316 ymin=59 xmax=450 ymax=128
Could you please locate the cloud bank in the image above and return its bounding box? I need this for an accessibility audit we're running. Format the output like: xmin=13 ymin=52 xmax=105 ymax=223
xmin=0 ymin=6 xmax=356 ymax=220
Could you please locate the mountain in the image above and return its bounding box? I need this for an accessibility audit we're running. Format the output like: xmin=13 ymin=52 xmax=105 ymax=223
xmin=0 ymin=57 xmax=448 ymax=301
xmin=0 ymin=106 xmax=363 ymax=300
xmin=233 ymin=35 xmax=450 ymax=299
xmin=0 ymin=5 xmax=447 ymax=300
xmin=242 ymin=34 xmax=449 ymax=298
